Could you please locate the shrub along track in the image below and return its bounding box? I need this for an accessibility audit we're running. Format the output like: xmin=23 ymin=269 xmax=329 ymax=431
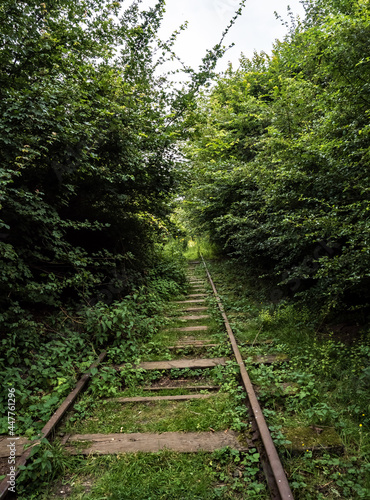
xmin=0 ymin=260 xmax=294 ymax=499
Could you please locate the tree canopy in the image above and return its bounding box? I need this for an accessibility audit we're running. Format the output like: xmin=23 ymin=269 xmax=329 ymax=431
xmin=0 ymin=0 xmax=230 ymax=316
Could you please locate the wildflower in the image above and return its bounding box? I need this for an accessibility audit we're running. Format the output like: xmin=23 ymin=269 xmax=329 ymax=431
xmin=359 ymin=424 xmax=363 ymax=427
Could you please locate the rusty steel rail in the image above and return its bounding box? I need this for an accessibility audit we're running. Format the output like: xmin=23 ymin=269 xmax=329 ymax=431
xmin=0 ymin=351 xmax=107 ymax=500
xmin=200 ymin=255 xmax=293 ymax=500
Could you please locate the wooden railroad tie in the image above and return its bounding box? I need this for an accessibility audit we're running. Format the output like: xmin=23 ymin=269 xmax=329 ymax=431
xmin=63 ymin=431 xmax=249 ymax=454
xmin=174 ymin=299 xmax=206 ymax=304
xmin=120 ymin=357 xmax=227 ymax=371
xmin=168 ymin=344 xmax=219 ymax=350
xmin=178 ymin=315 xmax=210 ymax=320
xmin=174 ymin=325 xmax=209 ymax=332
xmin=106 ymin=394 xmax=213 ymax=403
xmin=167 ymin=336 xmax=218 ymax=349
xmin=0 ymin=425 xmax=343 ymax=458
xmin=184 ymin=306 xmax=208 ymax=312
xmin=144 ymin=385 xmax=220 ymax=392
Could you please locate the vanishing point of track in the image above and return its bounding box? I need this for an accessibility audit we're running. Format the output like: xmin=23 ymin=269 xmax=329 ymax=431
xmin=0 ymin=258 xmax=293 ymax=499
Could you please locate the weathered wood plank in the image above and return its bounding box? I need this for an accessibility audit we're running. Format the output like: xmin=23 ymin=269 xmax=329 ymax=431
xmin=184 ymin=307 xmax=208 ymax=312
xmin=107 ymin=394 xmax=212 ymax=403
xmin=65 ymin=431 xmax=249 ymax=454
xmin=144 ymin=385 xmax=220 ymax=392
xmin=168 ymin=344 xmax=219 ymax=350
xmin=122 ymin=357 xmax=227 ymax=370
xmin=179 ymin=315 xmax=210 ymax=320
xmin=174 ymin=299 xmax=206 ymax=304
xmin=167 ymin=336 xmax=217 ymax=348
xmin=283 ymin=427 xmax=344 ymax=455
xmin=171 ymin=339 xmax=214 ymax=344
xmin=0 ymin=438 xmax=31 ymax=458
xmin=174 ymin=326 xmax=209 ymax=332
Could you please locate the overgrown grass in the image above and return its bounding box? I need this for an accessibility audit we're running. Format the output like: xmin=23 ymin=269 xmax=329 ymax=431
xmin=61 ymin=360 xmax=249 ymax=436
xmin=12 ymin=256 xmax=270 ymax=498
xmin=63 ymin=393 xmax=243 ymax=435
xmin=22 ymin=449 xmax=269 ymax=500
xmin=9 ymin=253 xmax=370 ymax=498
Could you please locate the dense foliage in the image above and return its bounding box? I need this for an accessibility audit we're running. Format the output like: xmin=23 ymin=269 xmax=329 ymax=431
xmin=183 ymin=0 xmax=370 ymax=313
xmin=1 ymin=0 xmax=181 ymax=316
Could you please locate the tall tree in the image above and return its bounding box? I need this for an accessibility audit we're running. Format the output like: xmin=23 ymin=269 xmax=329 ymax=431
xmin=0 ymin=0 xmax=188 ymax=313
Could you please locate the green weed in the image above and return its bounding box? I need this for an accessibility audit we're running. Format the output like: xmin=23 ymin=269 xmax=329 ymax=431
xmin=28 ymin=451 xmax=268 ymax=499
xmin=204 ymin=259 xmax=370 ymax=499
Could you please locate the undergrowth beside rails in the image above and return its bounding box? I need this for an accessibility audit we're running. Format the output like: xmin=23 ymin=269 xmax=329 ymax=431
xmin=0 ymin=247 xmax=187 ymax=440
xmin=204 ymin=257 xmax=370 ymax=499
xmin=10 ymin=242 xmax=273 ymax=499
xmin=3 ymin=240 xmax=369 ymax=499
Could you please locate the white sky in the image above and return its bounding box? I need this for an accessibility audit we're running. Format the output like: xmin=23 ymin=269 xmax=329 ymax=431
xmin=139 ymin=0 xmax=305 ymax=72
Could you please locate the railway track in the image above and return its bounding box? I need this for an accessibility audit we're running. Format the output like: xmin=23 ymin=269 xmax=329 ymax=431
xmin=0 ymin=258 xmax=294 ymax=499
